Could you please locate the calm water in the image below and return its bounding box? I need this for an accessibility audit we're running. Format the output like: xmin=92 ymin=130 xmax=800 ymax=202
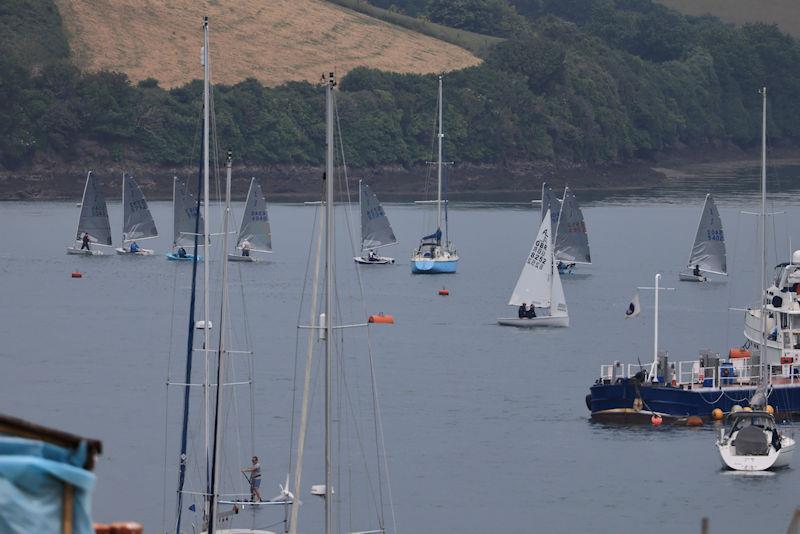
xmin=3 ymin=189 xmax=800 ymax=533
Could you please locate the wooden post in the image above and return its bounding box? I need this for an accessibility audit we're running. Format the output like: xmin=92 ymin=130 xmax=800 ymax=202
xmin=62 ymin=483 xmax=74 ymax=534
xmin=787 ymin=507 xmax=800 ymax=534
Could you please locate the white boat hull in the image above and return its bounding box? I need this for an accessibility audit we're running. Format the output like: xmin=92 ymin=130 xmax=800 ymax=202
xmin=679 ymin=272 xmax=707 ymax=282
xmin=497 ymin=316 xmax=569 ymax=328
xmin=228 ymin=253 xmax=256 ymax=262
xmin=115 ymin=247 xmax=154 ymax=256
xmin=354 ymin=255 xmax=395 ymax=265
xmin=66 ymin=247 xmax=103 ymax=256
xmin=718 ymin=435 xmax=795 ymax=471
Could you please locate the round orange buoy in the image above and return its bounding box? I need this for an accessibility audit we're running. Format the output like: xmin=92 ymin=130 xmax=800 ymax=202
xmin=712 ymin=408 xmax=724 ymax=420
xmin=94 ymin=524 xmax=112 ymax=534
xmin=686 ymin=415 xmax=704 ymax=427
xmin=438 ymin=288 xmax=449 ymax=296
xmin=368 ymin=313 xmax=394 ymax=324
xmin=651 ymin=414 xmax=663 ymax=426
xmin=109 ymin=522 xmax=144 ymax=534
xmin=71 ymin=271 xmax=82 ymax=278
xmin=767 ymin=405 xmax=775 ymax=415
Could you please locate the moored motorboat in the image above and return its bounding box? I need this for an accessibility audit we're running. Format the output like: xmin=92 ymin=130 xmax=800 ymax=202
xmin=717 ymin=410 xmax=794 ymax=471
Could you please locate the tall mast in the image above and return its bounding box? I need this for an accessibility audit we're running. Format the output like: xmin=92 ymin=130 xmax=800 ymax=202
xmin=759 ymin=87 xmax=768 ymax=392
xmin=207 ymin=153 xmax=232 ymax=533
xmin=201 ymin=15 xmax=212 ymax=513
xmin=437 ymin=74 xmax=443 ymax=240
xmin=324 ymin=71 xmax=335 ymax=534
xmin=121 ymin=173 xmax=126 ymax=245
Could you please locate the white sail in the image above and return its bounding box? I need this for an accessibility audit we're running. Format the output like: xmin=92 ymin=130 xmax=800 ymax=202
xmin=360 ymin=180 xmax=396 ymax=250
xmin=686 ymin=193 xmax=726 ymax=275
xmin=550 ymin=259 xmax=568 ymax=317
xmin=237 ymin=177 xmax=272 ymax=252
xmin=76 ymin=171 xmax=112 ymax=245
xmin=122 ymin=174 xmax=158 ymax=242
xmin=173 ymin=176 xmax=204 ymax=247
xmin=554 ymin=187 xmax=591 ymax=264
xmin=509 ymin=210 xmax=553 ymax=308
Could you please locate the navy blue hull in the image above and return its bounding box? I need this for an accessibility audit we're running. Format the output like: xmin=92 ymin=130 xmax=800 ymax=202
xmin=589 ymin=379 xmax=800 ymax=421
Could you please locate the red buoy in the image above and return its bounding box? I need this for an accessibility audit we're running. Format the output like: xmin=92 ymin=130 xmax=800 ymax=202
xmin=438 ymin=288 xmax=449 ymax=296
xmin=650 ymin=414 xmax=663 ymax=426
xmin=368 ymin=313 xmax=395 ymax=324
xmin=686 ymin=415 xmax=704 ymax=427
xmin=71 ymin=271 xmax=83 ymax=278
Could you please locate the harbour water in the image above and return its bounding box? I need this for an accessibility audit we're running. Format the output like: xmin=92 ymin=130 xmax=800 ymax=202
xmin=3 ymin=185 xmax=800 ymax=533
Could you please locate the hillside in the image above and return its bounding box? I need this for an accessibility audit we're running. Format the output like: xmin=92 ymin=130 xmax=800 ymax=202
xmin=54 ymin=0 xmax=481 ymax=88
xmin=657 ymin=0 xmax=800 ymax=38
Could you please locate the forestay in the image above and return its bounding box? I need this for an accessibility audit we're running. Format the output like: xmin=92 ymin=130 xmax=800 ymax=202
xmin=237 ymin=177 xmax=272 ymax=251
xmin=360 ymin=180 xmax=396 ymax=250
xmin=173 ymin=176 xmax=204 ymax=247
xmin=77 ymin=171 xmax=112 ymax=245
xmin=122 ymin=175 xmax=158 ymax=242
xmin=540 ymin=183 xmax=560 ymax=226
xmin=687 ymin=193 xmax=726 ymax=275
xmin=509 ymin=210 xmax=553 ymax=308
xmin=554 ymin=187 xmax=591 ymax=264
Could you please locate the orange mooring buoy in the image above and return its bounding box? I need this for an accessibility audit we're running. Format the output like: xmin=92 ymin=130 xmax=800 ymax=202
xmin=368 ymin=313 xmax=394 ymax=324
xmin=438 ymin=288 xmax=449 ymax=296
xmin=650 ymin=414 xmax=663 ymax=426
xmin=71 ymin=271 xmax=82 ymax=278
xmin=686 ymin=415 xmax=704 ymax=427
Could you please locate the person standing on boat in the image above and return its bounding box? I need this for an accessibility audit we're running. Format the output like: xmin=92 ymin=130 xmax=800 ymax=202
xmin=693 ymin=264 xmax=701 ymax=277
xmin=241 ymin=239 xmax=251 ymax=257
xmin=81 ymin=232 xmax=91 ymax=251
xmin=242 ymin=455 xmax=262 ymax=502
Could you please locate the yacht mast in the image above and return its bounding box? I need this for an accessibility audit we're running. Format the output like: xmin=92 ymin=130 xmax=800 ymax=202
xmin=759 ymin=87 xmax=768 ymax=397
xmin=201 ymin=15 xmax=212 ymax=515
xmin=207 ymin=152 xmax=233 ymax=533
xmin=437 ymin=75 xmax=443 ymax=242
xmin=324 ymin=71 xmax=335 ymax=534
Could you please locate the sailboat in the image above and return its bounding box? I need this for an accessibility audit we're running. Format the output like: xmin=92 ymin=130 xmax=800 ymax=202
xmin=411 ymin=75 xmax=458 ymax=274
xmin=354 ymin=179 xmax=397 ymax=264
xmin=287 ymin=72 xmax=394 ymax=534
xmin=168 ymin=19 xmax=288 ymax=534
xmin=540 ymin=183 xmax=591 ymax=275
xmin=227 ymin=177 xmax=272 ymax=262
xmin=679 ymin=193 xmax=727 ymax=282
xmin=67 ymin=171 xmax=112 ymax=255
xmin=115 ymin=174 xmax=158 ymax=255
xmin=716 ymin=88 xmax=794 ymax=471
xmin=497 ymin=209 xmax=569 ymax=328
xmin=166 ymin=176 xmax=204 ymax=261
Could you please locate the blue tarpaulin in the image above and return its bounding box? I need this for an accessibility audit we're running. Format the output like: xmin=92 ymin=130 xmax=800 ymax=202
xmin=422 ymin=228 xmax=441 ymax=242
xmin=0 ymin=436 xmax=96 ymax=533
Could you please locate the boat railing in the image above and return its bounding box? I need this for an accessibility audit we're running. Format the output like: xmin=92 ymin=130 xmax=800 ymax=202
xmin=774 ymin=363 xmax=800 ymax=383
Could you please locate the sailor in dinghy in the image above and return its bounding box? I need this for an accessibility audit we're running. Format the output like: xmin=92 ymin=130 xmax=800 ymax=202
xmin=228 ymin=176 xmax=272 ymax=262
xmin=116 ymin=174 xmax=158 ymax=255
xmin=67 ymin=171 xmax=112 ymax=256
xmin=354 ymin=180 xmax=397 ymax=264
xmin=679 ymin=193 xmax=727 ymax=282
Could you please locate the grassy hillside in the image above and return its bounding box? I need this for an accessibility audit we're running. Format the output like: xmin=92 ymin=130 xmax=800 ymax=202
xmin=658 ymin=0 xmax=800 ymax=38
xmin=54 ymin=0 xmax=481 ymax=88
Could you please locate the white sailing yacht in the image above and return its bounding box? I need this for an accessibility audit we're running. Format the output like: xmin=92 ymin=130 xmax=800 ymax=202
xmin=228 ymin=177 xmax=272 ymax=262
xmin=497 ymin=209 xmax=569 ymax=327
xmin=288 ymin=72 xmax=395 ymax=534
xmin=116 ymin=173 xmax=158 ymax=255
xmin=167 ymin=176 xmax=204 ymax=261
xmin=540 ymin=183 xmax=591 ymax=274
xmin=67 ymin=171 xmax=112 ymax=255
xmin=716 ymin=88 xmax=794 ymax=471
xmin=354 ymin=179 xmax=397 ymax=264
xmin=167 ymin=19 xmax=288 ymax=534
xmin=678 ymin=193 xmax=727 ymax=282
xmin=411 ymin=75 xmax=458 ymax=274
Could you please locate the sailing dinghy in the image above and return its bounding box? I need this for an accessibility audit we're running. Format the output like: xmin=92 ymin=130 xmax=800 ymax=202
xmin=166 ymin=176 xmax=204 ymax=261
xmin=228 ymin=177 xmax=272 ymax=262
xmin=67 ymin=171 xmax=112 ymax=255
xmin=541 ymin=183 xmax=591 ymax=275
xmin=116 ymin=174 xmax=158 ymax=255
xmin=354 ymin=179 xmax=397 ymax=264
xmin=497 ymin=209 xmax=569 ymax=328
xmin=679 ymin=193 xmax=726 ymax=282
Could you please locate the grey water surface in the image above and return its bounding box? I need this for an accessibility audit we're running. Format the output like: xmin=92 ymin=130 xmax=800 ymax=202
xmin=2 ymin=187 xmax=800 ymax=533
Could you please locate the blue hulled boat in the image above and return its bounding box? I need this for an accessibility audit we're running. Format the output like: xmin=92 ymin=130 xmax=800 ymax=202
xmin=411 ymin=75 xmax=458 ymax=275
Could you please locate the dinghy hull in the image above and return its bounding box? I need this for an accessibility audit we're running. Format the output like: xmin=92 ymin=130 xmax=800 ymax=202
xmin=679 ymin=272 xmax=707 ymax=282
xmin=355 ymin=255 xmax=395 ymax=265
xmin=497 ymin=316 xmax=569 ymax=328
xmin=115 ymin=247 xmax=154 ymax=256
xmin=228 ymin=254 xmax=256 ymax=262
xmin=66 ymin=247 xmax=103 ymax=256
xmin=166 ymin=252 xmax=201 ymax=261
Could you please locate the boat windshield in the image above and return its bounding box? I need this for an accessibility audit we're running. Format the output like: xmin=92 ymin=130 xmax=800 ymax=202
xmin=729 ymin=414 xmax=775 ymax=435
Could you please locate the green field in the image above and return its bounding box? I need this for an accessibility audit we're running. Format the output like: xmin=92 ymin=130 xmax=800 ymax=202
xmin=658 ymin=0 xmax=800 ymax=37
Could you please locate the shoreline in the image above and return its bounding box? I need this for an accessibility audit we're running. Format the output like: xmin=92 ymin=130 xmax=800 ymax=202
xmin=3 ymin=145 xmax=800 ymax=202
